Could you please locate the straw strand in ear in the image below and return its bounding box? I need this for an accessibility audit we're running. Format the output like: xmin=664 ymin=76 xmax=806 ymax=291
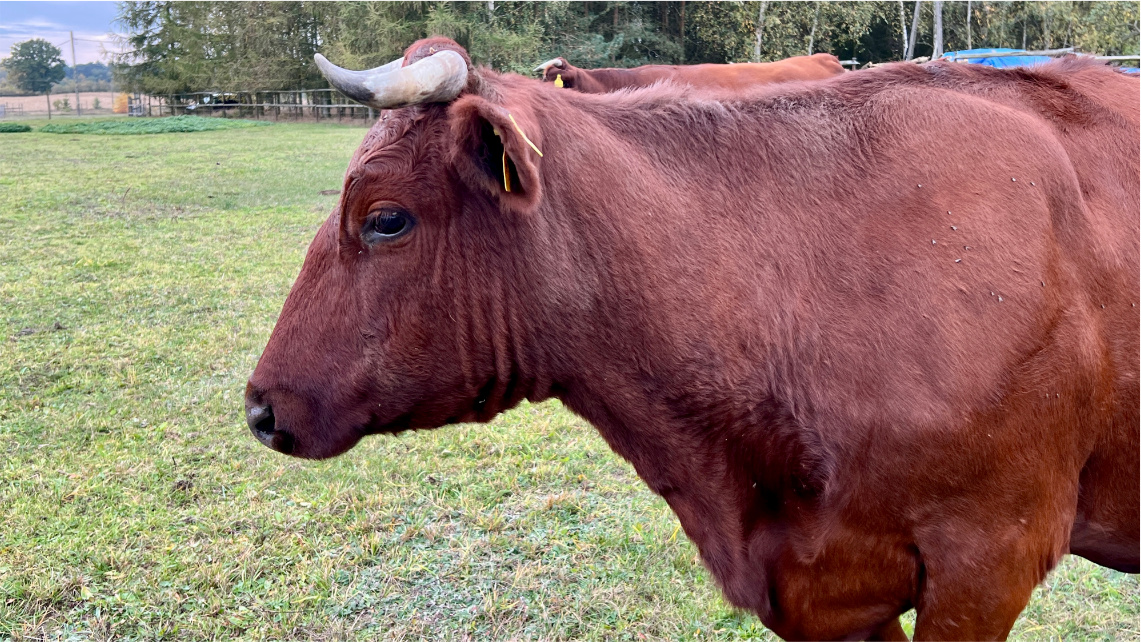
xmin=508 ymin=114 xmax=543 ymax=157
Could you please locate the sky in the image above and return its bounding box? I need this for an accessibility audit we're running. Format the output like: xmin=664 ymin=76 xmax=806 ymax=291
xmin=0 ymin=1 xmax=124 ymax=65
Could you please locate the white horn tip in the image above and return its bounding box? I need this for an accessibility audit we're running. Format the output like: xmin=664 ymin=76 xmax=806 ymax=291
xmin=534 ymin=58 xmax=566 ymax=75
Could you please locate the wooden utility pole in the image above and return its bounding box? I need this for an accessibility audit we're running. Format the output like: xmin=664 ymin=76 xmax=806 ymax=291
xmin=899 ymin=1 xmax=910 ymax=55
xmin=70 ymin=31 xmax=81 ymax=116
xmin=754 ymin=1 xmax=768 ymax=62
xmin=933 ymin=1 xmax=943 ymax=58
xmin=808 ymin=1 xmax=821 ymax=55
xmin=906 ymin=1 xmax=921 ymax=60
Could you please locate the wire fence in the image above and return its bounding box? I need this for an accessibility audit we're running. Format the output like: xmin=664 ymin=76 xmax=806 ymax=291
xmin=143 ymin=89 xmax=375 ymax=121
xmin=0 ymin=103 xmax=26 ymax=119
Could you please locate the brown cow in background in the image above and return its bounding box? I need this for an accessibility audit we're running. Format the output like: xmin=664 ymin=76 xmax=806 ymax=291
xmin=246 ymin=37 xmax=1139 ymax=641
xmin=534 ymin=53 xmax=845 ymax=92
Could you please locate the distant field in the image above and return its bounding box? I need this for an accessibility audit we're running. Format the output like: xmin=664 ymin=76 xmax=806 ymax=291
xmin=0 ymin=120 xmax=1136 ymax=641
xmin=0 ymin=92 xmax=118 ymax=117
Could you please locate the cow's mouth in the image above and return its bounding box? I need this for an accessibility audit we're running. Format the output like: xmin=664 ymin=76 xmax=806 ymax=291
xmin=249 ymin=421 xmax=295 ymax=455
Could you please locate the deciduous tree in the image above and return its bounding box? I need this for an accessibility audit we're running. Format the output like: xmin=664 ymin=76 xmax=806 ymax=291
xmin=3 ymin=39 xmax=66 ymax=119
xmin=112 ymin=1 xmax=1140 ymax=95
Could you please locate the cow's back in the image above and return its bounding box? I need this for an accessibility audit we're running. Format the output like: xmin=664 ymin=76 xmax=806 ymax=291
xmin=586 ymin=54 xmax=845 ymax=92
xmin=675 ymin=54 xmax=845 ymax=89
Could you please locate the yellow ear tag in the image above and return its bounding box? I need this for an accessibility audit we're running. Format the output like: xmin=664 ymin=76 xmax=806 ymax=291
xmin=502 ymin=149 xmax=511 ymax=192
xmin=491 ymin=127 xmax=510 ymax=192
xmin=554 ymin=73 xmax=564 ymax=89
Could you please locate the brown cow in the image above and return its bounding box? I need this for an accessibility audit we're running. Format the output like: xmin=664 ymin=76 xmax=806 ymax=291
xmin=533 ymin=53 xmax=844 ymax=92
xmin=246 ymin=37 xmax=1139 ymax=641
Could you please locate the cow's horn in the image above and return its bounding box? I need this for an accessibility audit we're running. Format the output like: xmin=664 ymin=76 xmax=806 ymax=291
xmin=533 ymin=57 xmax=565 ymax=75
xmin=314 ymin=50 xmax=468 ymax=109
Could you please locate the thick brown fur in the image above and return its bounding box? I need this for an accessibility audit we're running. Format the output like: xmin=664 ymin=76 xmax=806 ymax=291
xmin=539 ymin=53 xmax=845 ymax=92
xmin=247 ymin=39 xmax=1139 ymax=641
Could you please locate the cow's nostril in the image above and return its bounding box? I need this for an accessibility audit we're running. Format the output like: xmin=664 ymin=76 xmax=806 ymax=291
xmin=246 ymin=403 xmax=275 ymax=437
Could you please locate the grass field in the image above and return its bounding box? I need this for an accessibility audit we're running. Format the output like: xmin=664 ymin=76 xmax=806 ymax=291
xmin=38 ymin=116 xmax=272 ymax=136
xmin=0 ymin=118 xmax=1136 ymax=641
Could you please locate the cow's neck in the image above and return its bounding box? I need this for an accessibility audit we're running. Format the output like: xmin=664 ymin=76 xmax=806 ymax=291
xmin=515 ymin=89 xmax=834 ymax=613
xmin=583 ymin=67 xmax=662 ymax=92
xmin=574 ymin=68 xmax=614 ymax=93
xmin=447 ymin=206 xmax=561 ymax=422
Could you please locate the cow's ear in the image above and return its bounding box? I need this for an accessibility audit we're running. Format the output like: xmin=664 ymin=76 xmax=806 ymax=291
xmin=449 ymin=95 xmax=544 ymax=214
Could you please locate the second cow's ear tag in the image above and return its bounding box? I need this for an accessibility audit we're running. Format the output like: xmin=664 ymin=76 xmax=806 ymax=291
xmin=554 ymin=73 xmax=564 ymax=89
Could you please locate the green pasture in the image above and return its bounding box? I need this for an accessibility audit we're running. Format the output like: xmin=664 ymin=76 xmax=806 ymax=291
xmin=0 ymin=119 xmax=1136 ymax=641
xmin=37 ymin=116 xmax=272 ymax=136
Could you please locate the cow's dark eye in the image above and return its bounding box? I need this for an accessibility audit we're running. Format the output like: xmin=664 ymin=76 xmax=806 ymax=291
xmin=362 ymin=208 xmax=415 ymax=245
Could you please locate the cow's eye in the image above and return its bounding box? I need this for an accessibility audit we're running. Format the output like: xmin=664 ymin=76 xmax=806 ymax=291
xmin=362 ymin=208 xmax=415 ymax=244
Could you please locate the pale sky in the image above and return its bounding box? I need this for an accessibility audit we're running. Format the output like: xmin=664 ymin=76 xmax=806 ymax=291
xmin=0 ymin=1 xmax=125 ymax=65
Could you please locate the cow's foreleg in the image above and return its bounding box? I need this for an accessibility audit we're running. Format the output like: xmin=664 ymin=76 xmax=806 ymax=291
xmin=910 ymin=547 xmax=1046 ymax=641
xmin=868 ymin=617 xmax=909 ymax=641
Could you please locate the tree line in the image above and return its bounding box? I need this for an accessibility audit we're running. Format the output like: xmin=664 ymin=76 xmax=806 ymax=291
xmin=82 ymin=1 xmax=1141 ymax=94
xmin=0 ymin=59 xmax=112 ymax=96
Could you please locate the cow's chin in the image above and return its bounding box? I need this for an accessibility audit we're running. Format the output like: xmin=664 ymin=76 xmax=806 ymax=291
xmin=258 ymin=409 xmax=441 ymax=459
xmin=251 ymin=421 xmax=365 ymax=460
xmin=245 ymin=381 xmax=485 ymax=459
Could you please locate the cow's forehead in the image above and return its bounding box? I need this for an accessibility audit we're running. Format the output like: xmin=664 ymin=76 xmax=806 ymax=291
xmin=347 ymin=108 xmax=425 ymax=173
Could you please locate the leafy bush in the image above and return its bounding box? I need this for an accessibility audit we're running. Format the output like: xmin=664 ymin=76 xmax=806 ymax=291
xmin=52 ymin=97 xmax=71 ymax=112
xmin=38 ymin=115 xmax=272 ymax=135
xmin=0 ymin=122 xmax=32 ymax=133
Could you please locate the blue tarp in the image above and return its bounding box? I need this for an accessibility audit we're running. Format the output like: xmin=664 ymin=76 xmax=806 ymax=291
xmin=941 ymin=48 xmax=1053 ymax=69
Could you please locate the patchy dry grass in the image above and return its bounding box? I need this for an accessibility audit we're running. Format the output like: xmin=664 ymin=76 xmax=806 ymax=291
xmin=0 ymin=120 xmax=1136 ymax=641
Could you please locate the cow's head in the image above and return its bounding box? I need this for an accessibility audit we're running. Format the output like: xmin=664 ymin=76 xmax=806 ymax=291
xmin=533 ymin=57 xmax=582 ymax=90
xmin=245 ymin=38 xmax=555 ymax=459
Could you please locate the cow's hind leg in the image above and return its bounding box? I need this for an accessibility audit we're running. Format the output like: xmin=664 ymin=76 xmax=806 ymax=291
xmin=1070 ymin=406 xmax=1140 ymax=573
